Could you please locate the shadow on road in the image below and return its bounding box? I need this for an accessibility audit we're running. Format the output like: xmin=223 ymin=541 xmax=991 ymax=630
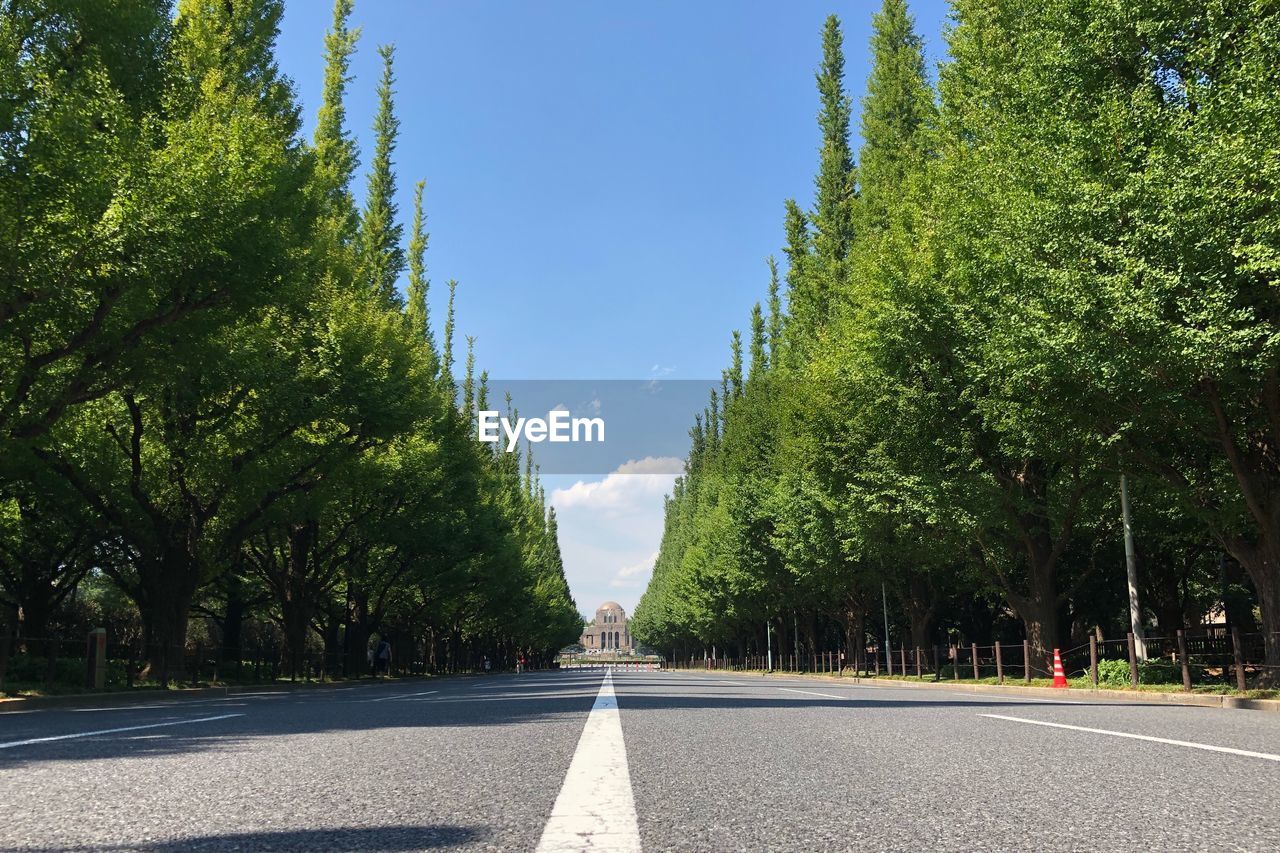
xmin=38 ymin=824 xmax=486 ymax=851
xmin=0 ymin=671 xmax=1181 ymax=770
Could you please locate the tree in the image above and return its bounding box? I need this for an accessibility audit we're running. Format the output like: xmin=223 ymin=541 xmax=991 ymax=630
xmin=359 ymin=44 xmax=405 ymax=308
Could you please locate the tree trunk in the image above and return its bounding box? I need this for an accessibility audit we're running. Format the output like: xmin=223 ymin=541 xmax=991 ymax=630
xmin=16 ymin=583 xmax=52 ymax=652
xmin=903 ymin=572 xmax=938 ymax=657
xmin=344 ymin=583 xmax=370 ymax=677
xmin=1015 ymin=595 xmax=1058 ymax=676
xmin=1224 ymin=536 xmax=1280 ymax=682
xmin=1220 ymin=553 xmax=1260 ymax=633
xmin=279 ymin=521 xmax=315 ymax=679
xmin=221 ymin=577 xmax=245 ymax=664
xmin=138 ymin=548 xmax=199 ymax=683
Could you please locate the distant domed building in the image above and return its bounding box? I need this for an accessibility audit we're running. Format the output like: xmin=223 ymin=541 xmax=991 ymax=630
xmin=580 ymin=601 xmax=632 ymax=653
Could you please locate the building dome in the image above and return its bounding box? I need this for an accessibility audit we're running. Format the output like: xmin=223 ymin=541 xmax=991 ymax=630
xmin=581 ymin=601 xmax=632 ymax=653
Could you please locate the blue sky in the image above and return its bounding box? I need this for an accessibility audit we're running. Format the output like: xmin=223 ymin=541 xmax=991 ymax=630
xmin=274 ymin=0 xmax=952 ymax=618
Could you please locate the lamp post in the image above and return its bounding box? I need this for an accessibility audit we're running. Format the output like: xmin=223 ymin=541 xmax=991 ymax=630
xmin=766 ymin=619 xmax=773 ymax=672
xmin=1120 ymin=473 xmax=1148 ymax=661
xmin=882 ymin=583 xmax=892 ymax=675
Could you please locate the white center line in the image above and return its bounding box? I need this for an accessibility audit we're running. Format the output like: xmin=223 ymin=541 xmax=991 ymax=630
xmin=0 ymin=713 xmax=245 ymax=750
xmin=980 ymin=714 xmax=1280 ymax=763
xmin=536 ymin=672 xmax=641 ymax=853
xmin=364 ymin=690 xmax=439 ymax=702
xmin=778 ymin=687 xmax=846 ymax=700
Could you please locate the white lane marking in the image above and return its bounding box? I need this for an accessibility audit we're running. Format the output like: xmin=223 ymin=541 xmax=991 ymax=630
xmin=536 ymin=672 xmax=641 ymax=853
xmin=231 ymin=693 xmax=289 ymax=699
xmin=365 ymin=690 xmax=439 ymax=702
xmin=973 ymin=694 xmax=1081 ymax=705
xmin=787 ymin=679 xmax=1083 ymax=705
xmin=72 ymin=705 xmax=169 ymax=713
xmin=778 ymin=687 xmax=847 ymax=700
xmin=0 ymin=713 xmax=245 ymax=750
xmin=980 ymin=714 xmax=1280 ymax=763
xmin=774 ymin=682 xmax=1081 ymax=706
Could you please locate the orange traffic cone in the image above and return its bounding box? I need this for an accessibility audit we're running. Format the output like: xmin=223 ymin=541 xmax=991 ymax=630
xmin=1051 ymin=648 xmax=1068 ymax=688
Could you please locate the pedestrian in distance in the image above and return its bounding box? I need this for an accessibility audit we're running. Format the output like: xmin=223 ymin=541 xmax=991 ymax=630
xmin=374 ymin=637 xmax=391 ymax=677
xmin=483 ymin=655 xmax=492 ymax=673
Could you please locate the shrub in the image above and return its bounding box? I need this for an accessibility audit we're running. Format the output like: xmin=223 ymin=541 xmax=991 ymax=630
xmin=2 ymin=653 xmax=85 ymax=686
xmin=1094 ymin=657 xmax=1200 ymax=686
xmin=1139 ymin=659 xmax=1200 ymax=685
xmin=1096 ymin=658 xmax=1132 ymax=686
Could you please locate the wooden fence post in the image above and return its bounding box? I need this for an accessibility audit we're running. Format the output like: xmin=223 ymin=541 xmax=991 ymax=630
xmin=952 ymin=645 xmax=959 ymax=681
xmin=1231 ymin=627 xmax=1247 ymax=691
xmin=1089 ymin=634 xmax=1098 ymax=688
xmin=995 ymin=641 xmax=1004 ymax=685
xmin=899 ymin=647 xmax=906 ymax=677
xmin=915 ymin=647 xmax=922 ymax=679
xmin=1176 ymin=629 xmax=1191 ymax=692
xmin=0 ymin=623 xmax=10 ymax=691
xmin=971 ymin=643 xmax=980 ymax=680
xmin=1023 ymin=640 xmax=1031 ymax=683
xmin=1127 ymin=632 xmax=1139 ymax=687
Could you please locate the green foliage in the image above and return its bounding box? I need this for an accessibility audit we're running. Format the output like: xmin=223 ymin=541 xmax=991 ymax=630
xmin=1096 ymin=658 xmax=1132 ymax=687
xmin=1139 ymin=660 xmax=1202 ymax=686
xmin=638 ymin=0 xmax=1276 ymax=677
xmin=0 ymin=0 xmax=577 ymax=679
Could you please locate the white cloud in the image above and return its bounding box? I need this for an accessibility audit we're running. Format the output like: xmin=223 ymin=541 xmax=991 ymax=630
xmin=617 ymin=551 xmax=658 ymax=578
xmin=548 ymin=458 xmax=680 ymax=615
xmin=609 ymin=551 xmax=659 ymax=589
xmin=550 ymin=456 xmax=682 ymax=513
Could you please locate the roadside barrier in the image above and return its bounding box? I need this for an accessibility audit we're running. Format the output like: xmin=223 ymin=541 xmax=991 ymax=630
xmin=653 ymin=628 xmax=1280 ymax=694
xmin=1051 ymin=649 xmax=1068 ymax=688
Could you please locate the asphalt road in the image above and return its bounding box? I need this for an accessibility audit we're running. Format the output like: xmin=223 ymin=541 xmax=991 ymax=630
xmin=2 ymin=670 xmax=1279 ymax=851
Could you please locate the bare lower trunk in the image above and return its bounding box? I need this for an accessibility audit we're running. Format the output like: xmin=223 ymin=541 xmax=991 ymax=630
xmin=221 ymin=579 xmax=245 ymax=664
xmin=280 ymin=522 xmax=315 ymax=679
xmin=1017 ymin=597 xmax=1059 ymax=676
xmin=139 ymin=551 xmax=198 ymax=683
xmin=1224 ymin=537 xmax=1280 ymax=683
xmin=344 ymin=585 xmax=370 ymax=677
xmin=904 ymin=573 xmax=937 ymax=658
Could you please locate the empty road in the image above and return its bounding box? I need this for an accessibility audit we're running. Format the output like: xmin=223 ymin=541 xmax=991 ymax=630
xmin=2 ymin=670 xmax=1278 ymax=851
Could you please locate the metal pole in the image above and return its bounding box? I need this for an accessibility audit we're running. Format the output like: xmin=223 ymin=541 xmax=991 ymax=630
xmin=790 ymin=613 xmax=798 ymax=669
xmin=766 ymin=620 xmax=773 ymax=672
xmin=882 ymin=583 xmax=892 ymax=675
xmin=1120 ymin=473 xmax=1148 ymax=661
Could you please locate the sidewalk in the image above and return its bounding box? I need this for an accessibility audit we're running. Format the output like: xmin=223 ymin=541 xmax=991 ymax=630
xmin=686 ymin=669 xmax=1280 ymax=713
xmin=0 ymin=675 xmax=435 ymax=712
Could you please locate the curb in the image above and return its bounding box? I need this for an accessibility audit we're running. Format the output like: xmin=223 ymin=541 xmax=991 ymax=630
xmin=0 ymin=676 xmax=434 ymax=712
xmin=678 ymin=669 xmax=1280 ymax=713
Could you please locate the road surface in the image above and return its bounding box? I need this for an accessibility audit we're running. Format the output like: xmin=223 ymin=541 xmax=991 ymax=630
xmin=2 ymin=670 xmax=1278 ymax=851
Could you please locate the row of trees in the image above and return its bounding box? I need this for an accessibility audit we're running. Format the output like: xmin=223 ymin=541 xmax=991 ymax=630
xmin=0 ymin=0 xmax=580 ymax=681
xmin=634 ymin=0 xmax=1279 ymax=677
